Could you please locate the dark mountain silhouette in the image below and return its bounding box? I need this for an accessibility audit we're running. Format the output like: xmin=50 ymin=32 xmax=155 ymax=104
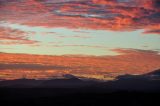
xmin=0 ymin=74 xmax=97 ymax=88
xmin=0 ymin=69 xmax=160 ymax=91
xmin=144 ymin=69 xmax=160 ymax=76
xmin=63 ymin=74 xmax=78 ymax=79
xmin=113 ymin=68 xmax=160 ymax=81
xmin=93 ymin=69 xmax=160 ymax=92
xmin=40 ymin=75 xmax=96 ymax=88
xmin=0 ymin=70 xmax=160 ymax=106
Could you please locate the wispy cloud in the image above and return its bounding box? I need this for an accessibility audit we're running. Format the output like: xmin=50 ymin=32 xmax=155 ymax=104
xmin=55 ymin=35 xmax=92 ymax=39
xmin=49 ymin=44 xmax=108 ymax=49
xmin=112 ymin=48 xmax=160 ymax=55
xmin=0 ymin=27 xmax=39 ymax=45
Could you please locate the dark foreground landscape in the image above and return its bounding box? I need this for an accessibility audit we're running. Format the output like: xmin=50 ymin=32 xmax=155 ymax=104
xmin=0 ymin=69 xmax=160 ymax=106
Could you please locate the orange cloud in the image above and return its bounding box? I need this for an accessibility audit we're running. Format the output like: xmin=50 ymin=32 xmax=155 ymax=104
xmin=0 ymin=49 xmax=160 ymax=80
xmin=0 ymin=0 xmax=159 ymax=34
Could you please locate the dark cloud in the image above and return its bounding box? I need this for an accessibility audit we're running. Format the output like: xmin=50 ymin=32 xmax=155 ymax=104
xmin=0 ymin=63 xmax=71 ymax=70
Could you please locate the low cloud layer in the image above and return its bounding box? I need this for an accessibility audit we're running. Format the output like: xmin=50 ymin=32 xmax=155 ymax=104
xmin=0 ymin=49 xmax=160 ymax=80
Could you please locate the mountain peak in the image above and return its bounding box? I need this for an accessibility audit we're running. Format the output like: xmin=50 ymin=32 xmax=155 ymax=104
xmin=63 ymin=74 xmax=78 ymax=79
xmin=145 ymin=69 xmax=160 ymax=76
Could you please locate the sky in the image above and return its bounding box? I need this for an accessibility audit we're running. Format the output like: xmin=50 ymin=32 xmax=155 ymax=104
xmin=0 ymin=0 xmax=160 ymax=80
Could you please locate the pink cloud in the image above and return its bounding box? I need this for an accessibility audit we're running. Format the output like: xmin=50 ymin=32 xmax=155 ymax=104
xmin=0 ymin=27 xmax=39 ymax=45
xmin=0 ymin=0 xmax=159 ymax=34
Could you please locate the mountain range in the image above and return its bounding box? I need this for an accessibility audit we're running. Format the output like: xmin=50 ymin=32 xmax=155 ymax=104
xmin=0 ymin=69 xmax=160 ymax=106
xmin=0 ymin=69 xmax=160 ymax=92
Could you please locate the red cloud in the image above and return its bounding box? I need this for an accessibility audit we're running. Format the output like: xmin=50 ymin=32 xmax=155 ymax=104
xmin=0 ymin=49 xmax=160 ymax=80
xmin=0 ymin=0 xmax=159 ymax=34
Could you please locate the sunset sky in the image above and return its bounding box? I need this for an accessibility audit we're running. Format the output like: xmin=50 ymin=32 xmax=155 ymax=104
xmin=0 ymin=0 xmax=160 ymax=80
